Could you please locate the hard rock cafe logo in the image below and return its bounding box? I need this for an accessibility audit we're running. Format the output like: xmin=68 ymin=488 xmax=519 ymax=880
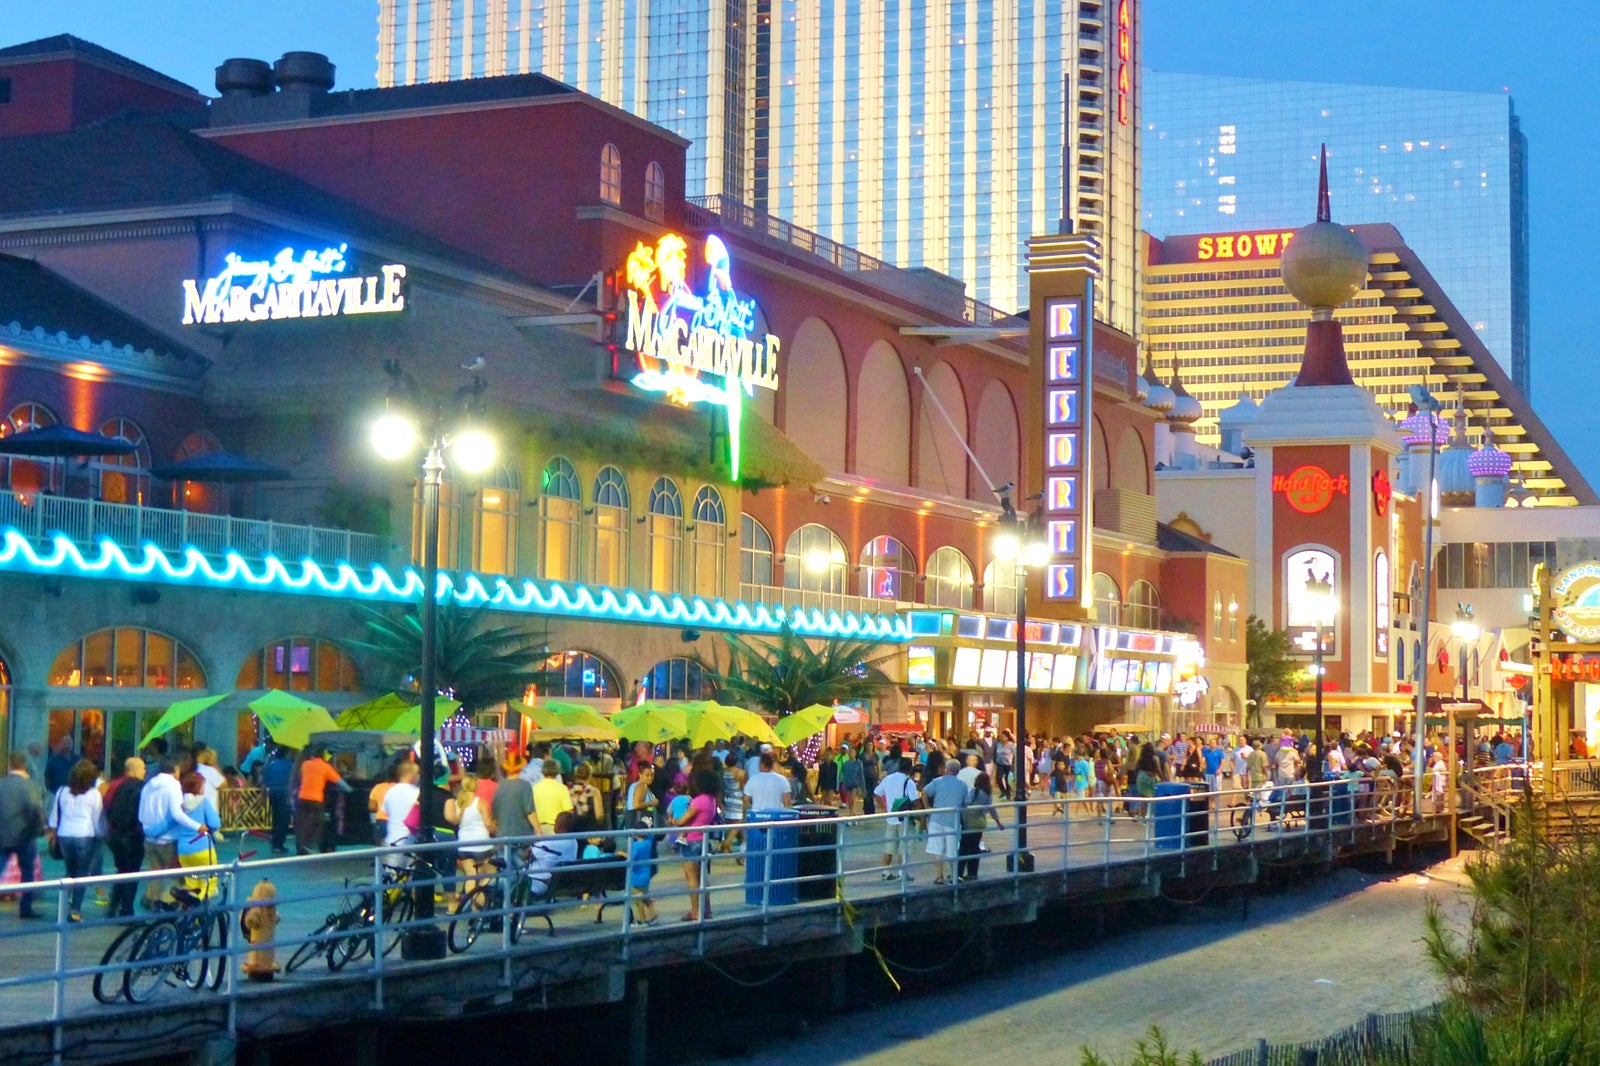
xmin=1372 ymin=469 xmax=1392 ymax=517
xmin=1552 ymin=562 xmax=1600 ymax=643
xmin=1272 ymin=465 xmax=1350 ymax=515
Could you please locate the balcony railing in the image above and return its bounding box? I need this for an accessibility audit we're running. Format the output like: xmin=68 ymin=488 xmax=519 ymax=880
xmin=739 ymin=582 xmax=905 ymax=618
xmin=0 ymin=489 xmax=383 ymax=569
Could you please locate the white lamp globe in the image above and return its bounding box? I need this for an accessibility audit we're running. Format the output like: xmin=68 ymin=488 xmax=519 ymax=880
xmin=451 ymin=428 xmax=496 ymax=474
xmin=1023 ymin=540 xmax=1052 ymax=569
xmin=993 ymin=530 xmax=1020 ymax=563
xmin=371 ymin=412 xmax=419 ymax=460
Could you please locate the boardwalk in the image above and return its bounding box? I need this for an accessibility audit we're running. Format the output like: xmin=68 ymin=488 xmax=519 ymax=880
xmin=0 ymin=787 xmax=1436 ymax=1065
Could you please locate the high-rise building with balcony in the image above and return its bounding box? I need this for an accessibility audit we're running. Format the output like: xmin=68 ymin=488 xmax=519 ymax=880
xmin=375 ymin=0 xmax=1142 ymax=330
xmin=1142 ymin=71 xmax=1530 ymax=392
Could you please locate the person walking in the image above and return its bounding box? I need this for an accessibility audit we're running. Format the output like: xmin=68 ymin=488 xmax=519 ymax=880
xmin=873 ymin=760 xmax=920 ymax=880
xmin=175 ymin=772 xmax=222 ymax=899
xmin=921 ymin=760 xmax=971 ymax=885
xmin=47 ymin=759 xmax=105 ymax=922
xmin=957 ymin=771 xmax=1004 ymax=882
xmin=261 ymin=748 xmax=294 ymax=855
xmin=102 ymin=758 xmax=146 ymax=917
xmin=445 ymin=776 xmax=495 ymax=905
xmin=839 ymin=744 xmax=865 ymax=815
xmin=293 ymin=748 xmax=350 ymax=855
xmin=670 ymin=767 xmax=719 ymax=922
xmin=137 ymin=757 xmax=206 ymax=909
xmin=0 ymin=753 xmax=45 ymax=919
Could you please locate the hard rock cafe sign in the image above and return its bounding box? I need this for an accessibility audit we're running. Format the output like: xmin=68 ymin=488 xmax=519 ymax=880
xmin=1272 ymin=465 xmax=1350 ymax=515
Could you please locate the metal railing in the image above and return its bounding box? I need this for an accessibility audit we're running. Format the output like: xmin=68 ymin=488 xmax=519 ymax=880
xmin=738 ymin=581 xmax=905 ymax=618
xmin=0 ymin=776 xmax=1430 ymax=1047
xmin=0 ymin=488 xmax=382 ymax=568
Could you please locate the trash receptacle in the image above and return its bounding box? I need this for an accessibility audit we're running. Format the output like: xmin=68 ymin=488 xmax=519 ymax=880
xmin=1183 ymin=783 xmax=1210 ymax=847
xmin=1152 ymin=782 xmax=1190 ymax=849
xmin=1329 ymin=778 xmax=1355 ymax=826
xmin=794 ymin=804 xmax=840 ymax=901
xmin=745 ymin=809 xmax=801 ymax=906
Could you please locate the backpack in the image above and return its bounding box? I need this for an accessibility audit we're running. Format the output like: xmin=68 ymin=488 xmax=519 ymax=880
xmin=889 ymin=776 xmax=920 ymax=813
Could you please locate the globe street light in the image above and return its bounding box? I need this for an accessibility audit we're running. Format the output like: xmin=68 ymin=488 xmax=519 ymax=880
xmin=992 ymin=495 xmax=1049 ymax=870
xmin=1451 ymin=603 xmax=1480 ymax=705
xmin=372 ymin=359 xmax=494 ymax=960
xmin=1299 ymin=570 xmax=1336 ymax=778
xmin=1409 ymin=384 xmax=1444 ymax=820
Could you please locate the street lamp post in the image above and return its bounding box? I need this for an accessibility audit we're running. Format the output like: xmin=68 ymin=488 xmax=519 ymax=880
xmin=372 ymin=361 xmax=495 ymax=960
xmin=992 ymin=498 xmax=1049 ymax=871
xmin=1301 ymin=572 xmax=1335 ymax=779
xmin=1452 ymin=603 xmax=1480 ymax=705
xmin=1409 ymin=385 xmax=1443 ymax=820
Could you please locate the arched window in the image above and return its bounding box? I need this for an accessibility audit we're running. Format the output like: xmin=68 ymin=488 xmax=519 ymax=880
xmin=925 ymin=546 xmax=975 ymax=609
xmin=860 ymin=535 xmax=916 ymax=600
xmin=644 ymin=161 xmax=666 ymax=221
xmin=93 ymin=417 xmax=151 ymax=505
xmin=413 ymin=470 xmax=462 ymax=571
xmin=1092 ymin=572 xmax=1121 ymax=625
xmin=643 ymin=657 xmax=713 ymax=701
xmin=1396 ymin=639 xmax=1407 ymax=685
xmin=170 ymin=430 xmax=226 ymax=514
xmin=1374 ymin=551 xmax=1391 ymax=656
xmin=1126 ymin=580 xmax=1161 ymax=630
xmin=236 ymin=637 xmax=362 ymax=692
xmin=1213 ymin=592 xmax=1224 ymax=640
xmin=647 ymin=477 xmax=683 ymax=594
xmin=49 ymin=626 xmax=205 ymax=689
xmin=591 ymin=466 xmax=630 ymax=587
xmin=1 ymin=402 xmax=63 ymax=497
xmin=983 ymin=560 xmax=1018 ymax=617
xmin=473 ymin=465 xmax=519 ymax=576
xmin=1228 ymin=595 xmax=1240 ymax=640
xmin=783 ymin=523 xmax=848 ymax=595
xmin=1412 ymin=638 xmax=1423 ymax=684
xmin=740 ymin=514 xmax=774 ymax=589
xmin=600 ymin=143 xmax=623 ymax=205
xmin=689 ymin=485 xmax=726 ymax=599
xmin=539 ymin=650 xmax=622 ymax=699
xmin=539 ymin=458 xmax=581 ymax=582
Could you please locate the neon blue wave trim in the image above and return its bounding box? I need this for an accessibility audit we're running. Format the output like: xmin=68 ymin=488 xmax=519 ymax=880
xmin=0 ymin=528 xmax=910 ymax=641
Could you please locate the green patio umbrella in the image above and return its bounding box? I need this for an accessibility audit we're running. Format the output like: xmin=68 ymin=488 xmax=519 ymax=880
xmin=335 ymin=692 xmax=415 ymax=731
xmin=773 ymin=704 xmax=839 ymax=746
xmin=247 ymin=690 xmax=338 ymax=750
xmin=137 ymin=693 xmax=230 ymax=749
xmin=609 ymin=701 xmax=690 ymax=745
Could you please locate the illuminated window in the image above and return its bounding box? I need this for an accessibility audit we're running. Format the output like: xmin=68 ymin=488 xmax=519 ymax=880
xmin=1374 ymin=551 xmax=1390 ymax=656
xmin=860 ymin=535 xmax=916 ymax=600
xmin=474 ymin=465 xmax=519 ymax=576
xmin=172 ymin=431 xmax=225 ymax=514
xmin=1092 ymin=572 xmax=1121 ymax=625
xmin=1228 ymin=595 xmax=1240 ymax=641
xmin=1126 ymin=581 xmax=1161 ymax=630
xmin=1213 ymin=592 xmax=1224 ymax=640
xmin=984 ymin=560 xmax=1018 ymax=617
xmin=926 ymin=546 xmax=975 ymax=609
xmin=236 ymin=637 xmax=361 ymax=693
xmin=783 ymin=523 xmax=848 ymax=595
xmin=644 ymin=161 xmax=666 ymax=221
xmin=600 ymin=143 xmax=623 ymax=205
xmin=647 ymin=477 xmax=683 ymax=594
xmin=1 ymin=402 xmax=63 ymax=497
xmin=591 ymin=466 xmax=630 ymax=587
xmin=538 ymin=457 xmax=581 ymax=582
xmin=689 ymin=485 xmax=726 ymax=599
xmin=740 ymin=514 xmax=773 ymax=587
xmin=539 ymin=650 xmax=622 ymax=699
xmin=88 ymin=418 xmax=151 ymax=505
xmin=643 ymin=656 xmax=713 ymax=700
xmin=49 ymin=627 xmax=205 ymax=689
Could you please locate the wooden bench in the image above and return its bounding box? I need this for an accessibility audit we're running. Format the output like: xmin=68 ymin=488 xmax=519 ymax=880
xmin=531 ymin=857 xmax=628 ymax=935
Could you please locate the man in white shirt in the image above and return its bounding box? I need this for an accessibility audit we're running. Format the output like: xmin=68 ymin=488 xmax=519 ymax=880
xmin=872 ymin=766 xmax=920 ymax=880
xmin=379 ymin=762 xmax=422 ymax=866
xmin=1232 ymin=742 xmax=1254 ymax=796
xmin=956 ymin=753 xmax=982 ymax=790
xmin=137 ymin=757 xmax=205 ymax=908
xmin=744 ymin=754 xmax=791 ymax=812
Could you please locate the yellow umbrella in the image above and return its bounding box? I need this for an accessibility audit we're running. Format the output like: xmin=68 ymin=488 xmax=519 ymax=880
xmin=729 ymin=710 xmax=782 ymax=747
xmin=137 ymin=693 xmax=230 ymax=749
xmin=609 ymin=701 xmax=689 ymax=745
xmin=335 ymin=692 xmax=414 ymax=731
xmin=543 ymin=701 xmax=616 ymax=733
xmin=525 ymin=725 xmax=620 ymax=744
xmin=507 ymin=699 xmax=565 ymax=730
xmin=774 ymin=703 xmax=838 ymax=746
xmin=384 ymin=698 xmax=463 ymax=737
xmin=247 ymin=690 xmax=338 ymax=750
xmin=681 ymin=701 xmax=752 ymax=747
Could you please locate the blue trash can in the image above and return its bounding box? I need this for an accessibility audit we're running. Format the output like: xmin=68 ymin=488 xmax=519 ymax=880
xmin=1152 ymin=782 xmax=1190 ymax=849
xmin=745 ymin=809 xmax=801 ymax=906
xmin=1330 ymin=778 xmax=1355 ymax=826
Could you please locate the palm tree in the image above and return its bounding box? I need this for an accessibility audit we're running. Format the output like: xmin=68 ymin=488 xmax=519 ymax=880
xmin=705 ymin=627 xmax=897 ymax=717
xmin=350 ymin=603 xmax=553 ymax=712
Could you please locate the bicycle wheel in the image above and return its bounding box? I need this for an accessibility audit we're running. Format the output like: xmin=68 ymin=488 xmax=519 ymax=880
xmin=328 ymin=906 xmax=372 ymax=972
xmin=507 ymin=877 xmax=531 ymax=945
xmin=94 ymin=924 xmax=146 ymax=1005
xmin=124 ymin=919 xmax=180 ymax=1004
xmin=178 ymin=915 xmax=210 ymax=992
xmin=206 ymin=911 xmax=230 ymax=991
xmin=381 ymin=892 xmax=413 ymax=958
xmin=284 ymin=916 xmax=337 ymax=974
xmin=1230 ymin=805 xmax=1254 ymax=841
xmin=446 ymin=886 xmax=492 ymax=953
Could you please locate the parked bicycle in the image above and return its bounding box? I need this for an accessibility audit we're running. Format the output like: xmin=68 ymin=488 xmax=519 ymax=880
xmin=119 ymin=887 xmax=230 ymax=1004
xmin=447 ymin=854 xmax=535 ymax=953
xmin=286 ymin=858 xmax=433 ymax=973
xmin=1229 ymin=783 xmax=1308 ymax=840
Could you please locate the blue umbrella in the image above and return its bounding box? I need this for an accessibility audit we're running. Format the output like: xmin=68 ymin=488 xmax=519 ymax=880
xmin=0 ymin=425 xmax=137 ymax=457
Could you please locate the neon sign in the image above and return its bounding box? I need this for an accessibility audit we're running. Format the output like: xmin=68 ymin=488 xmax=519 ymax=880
xmin=620 ymin=232 xmax=781 ymax=480
xmin=1195 ymin=231 xmax=1297 ymax=262
xmin=1273 ymin=465 xmax=1350 ymax=515
xmin=1116 ymin=0 xmax=1133 ymax=126
xmin=181 ymin=244 xmax=406 ymax=325
xmin=1552 ymin=562 xmax=1600 ymax=643
xmin=1041 ymin=293 xmax=1089 ymax=602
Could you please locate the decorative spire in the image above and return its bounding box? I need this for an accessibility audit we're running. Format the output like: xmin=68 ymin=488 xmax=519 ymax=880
xmin=1316 ymin=144 xmax=1331 ymax=223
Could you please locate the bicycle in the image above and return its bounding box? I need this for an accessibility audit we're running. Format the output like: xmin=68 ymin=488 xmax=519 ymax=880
xmin=286 ymin=854 xmax=437 ymax=973
xmin=447 ymin=854 xmax=533 ymax=953
xmin=1229 ymin=783 xmax=1308 ymax=840
xmin=122 ymin=887 xmax=230 ymax=1004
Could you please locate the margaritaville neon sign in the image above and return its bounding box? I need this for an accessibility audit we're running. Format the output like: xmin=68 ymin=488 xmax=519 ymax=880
xmin=181 ymin=244 xmax=406 ymax=325
xmin=621 ymin=232 xmax=781 ymax=479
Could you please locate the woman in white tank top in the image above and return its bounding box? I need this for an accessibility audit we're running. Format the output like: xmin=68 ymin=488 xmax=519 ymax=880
xmin=446 ymin=778 xmax=495 ymax=906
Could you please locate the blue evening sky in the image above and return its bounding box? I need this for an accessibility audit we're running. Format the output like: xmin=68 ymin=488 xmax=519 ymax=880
xmin=6 ymin=2 xmax=1599 ymax=482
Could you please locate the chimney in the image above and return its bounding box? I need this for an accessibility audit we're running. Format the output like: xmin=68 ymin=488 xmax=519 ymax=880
xmin=273 ymin=52 xmax=336 ymax=94
xmin=214 ymin=58 xmax=274 ymax=98
xmin=211 ymin=51 xmax=336 ymax=127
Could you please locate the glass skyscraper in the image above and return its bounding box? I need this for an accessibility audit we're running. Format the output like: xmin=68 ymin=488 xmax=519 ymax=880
xmin=1142 ymin=71 xmax=1529 ymax=391
xmin=376 ymin=0 xmax=1141 ymax=331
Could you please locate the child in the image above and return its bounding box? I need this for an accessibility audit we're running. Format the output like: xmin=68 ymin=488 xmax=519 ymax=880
xmin=628 ymin=826 xmax=659 ymax=927
xmin=1050 ymin=759 xmax=1071 ymax=815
